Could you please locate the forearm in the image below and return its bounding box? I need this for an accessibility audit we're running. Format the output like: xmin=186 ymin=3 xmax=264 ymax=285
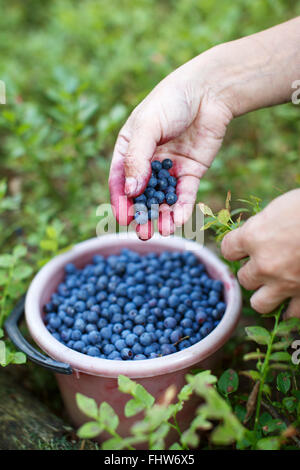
xmin=189 ymin=17 xmax=300 ymax=117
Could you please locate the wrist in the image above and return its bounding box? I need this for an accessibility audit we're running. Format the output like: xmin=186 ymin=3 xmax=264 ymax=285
xmin=193 ymin=18 xmax=300 ymax=118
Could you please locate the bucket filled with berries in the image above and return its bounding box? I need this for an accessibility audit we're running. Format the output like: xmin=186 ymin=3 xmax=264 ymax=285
xmin=6 ymin=233 xmax=241 ymax=443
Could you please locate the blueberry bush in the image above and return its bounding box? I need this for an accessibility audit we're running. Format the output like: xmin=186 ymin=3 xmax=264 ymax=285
xmin=0 ymin=0 xmax=300 ymax=450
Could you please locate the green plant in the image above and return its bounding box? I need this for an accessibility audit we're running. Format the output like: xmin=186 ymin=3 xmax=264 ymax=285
xmin=76 ymin=371 xmax=246 ymax=450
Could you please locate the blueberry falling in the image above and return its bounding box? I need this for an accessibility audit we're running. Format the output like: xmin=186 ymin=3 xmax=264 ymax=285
xmin=134 ymin=159 xmax=178 ymax=224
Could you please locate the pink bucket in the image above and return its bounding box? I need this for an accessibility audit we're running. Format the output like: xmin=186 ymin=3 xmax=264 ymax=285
xmin=21 ymin=233 xmax=241 ymax=445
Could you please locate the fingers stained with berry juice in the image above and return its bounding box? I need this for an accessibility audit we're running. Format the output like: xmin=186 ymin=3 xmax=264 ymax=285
xmin=109 ymin=137 xmax=134 ymax=226
xmin=136 ymin=220 xmax=154 ymax=241
xmin=158 ymin=203 xmax=175 ymax=237
xmin=172 ymin=175 xmax=199 ymax=227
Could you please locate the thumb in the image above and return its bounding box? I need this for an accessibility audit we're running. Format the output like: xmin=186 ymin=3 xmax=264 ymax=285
xmin=124 ymin=113 xmax=161 ymax=197
xmin=284 ymin=296 xmax=300 ymax=319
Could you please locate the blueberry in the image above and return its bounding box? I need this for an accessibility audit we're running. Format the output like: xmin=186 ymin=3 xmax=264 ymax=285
xmin=135 ymin=203 xmax=148 ymax=213
xmin=65 ymin=263 xmax=76 ymax=274
xmin=73 ymin=340 xmax=85 ymax=352
xmin=157 ymin=178 xmax=168 ymax=191
xmin=161 ymin=344 xmax=176 ymax=355
xmin=140 ymin=333 xmax=152 ymax=346
xmin=74 ymin=301 xmax=86 ymax=313
xmin=151 ymin=161 xmax=162 ymax=172
xmin=108 ymin=351 xmax=122 ymax=360
xmin=134 ymin=194 xmax=147 ymax=203
xmin=168 ymin=295 xmax=180 ymax=308
xmin=178 ymin=340 xmax=191 ymax=351
xmin=158 ymin=169 xmax=170 ymax=179
xmin=154 ymin=191 xmax=165 ymax=203
xmin=115 ymin=339 xmax=126 ymax=352
xmin=71 ymin=329 xmax=82 ymax=341
xmin=49 ymin=317 xmax=61 ymax=330
xmin=148 ymin=176 xmax=158 ymax=187
xmin=86 ymin=346 xmax=100 ymax=357
xmin=133 ymin=354 xmax=147 ymax=360
xmin=200 ymin=321 xmax=214 ymax=337
xmin=162 ymin=158 xmax=173 ymax=170
xmin=103 ymin=344 xmax=115 ymax=355
xmin=121 ymin=348 xmax=133 ymax=360
xmin=113 ymin=322 xmax=123 ymax=334
xmin=168 ymin=175 xmax=177 ymax=186
xmin=145 ymin=187 xmax=155 ymax=198
xmin=165 ymin=192 xmax=178 ymax=205
xmin=146 ymin=197 xmax=158 ymax=209
xmin=165 ymin=186 xmax=176 ymax=193
xmin=100 ymin=326 xmax=113 ymax=340
xmin=132 ymin=343 xmax=143 ymax=355
xmin=87 ymin=310 xmax=98 ymax=324
xmin=164 ymin=317 xmax=177 ymax=329
xmin=74 ymin=318 xmax=85 ymax=332
xmin=133 ymin=325 xmax=145 ymax=336
xmin=170 ymin=329 xmax=182 ymax=343
xmin=88 ymin=330 xmax=101 ymax=345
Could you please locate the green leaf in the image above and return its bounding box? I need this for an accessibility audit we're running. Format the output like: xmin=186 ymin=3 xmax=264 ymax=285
xmin=0 ymin=270 xmax=8 ymax=286
xmin=101 ymin=436 xmax=124 ymax=450
xmin=200 ymin=220 xmax=217 ymax=231
xmin=0 ymin=179 xmax=7 ymax=199
xmin=118 ymin=375 xmax=137 ymax=395
xmin=148 ymin=405 xmax=173 ymax=428
xmin=169 ymin=442 xmax=183 ymax=450
xmin=178 ymin=383 xmax=193 ymax=401
xmin=217 ymin=208 xmax=231 ymax=225
xmin=12 ymin=264 xmax=33 ymax=281
xmin=256 ymin=437 xmax=280 ymax=450
xmin=76 ymin=393 xmax=98 ymax=420
xmin=46 ymin=226 xmax=57 ymax=239
xmin=124 ymin=398 xmax=144 ymax=417
xmin=0 ymin=254 xmax=15 ymax=268
xmin=12 ymin=352 xmax=26 ymax=364
xmin=13 ymin=245 xmax=27 ymax=259
xmin=282 ymin=396 xmax=297 ymax=413
xmin=276 ymin=318 xmax=300 ymax=336
xmin=218 ymin=369 xmax=239 ymax=396
xmin=276 ymin=372 xmax=291 ymax=394
xmin=99 ymin=402 xmax=119 ymax=431
xmin=135 ymin=384 xmax=155 ymax=409
xmin=77 ymin=421 xmax=103 ymax=439
xmin=40 ymin=239 xmax=58 ymax=251
xmin=0 ymin=341 xmax=6 ymax=366
xmin=0 ymin=328 xmax=3 ymax=338
xmin=181 ymin=428 xmax=199 ymax=448
xmin=245 ymin=326 xmax=271 ymax=345
xmin=269 ymin=352 xmax=291 ymax=362
xmin=198 ymin=203 xmax=214 ymax=217
xmin=6 ymin=282 xmax=24 ymax=299
xmin=240 ymin=370 xmax=261 ymax=381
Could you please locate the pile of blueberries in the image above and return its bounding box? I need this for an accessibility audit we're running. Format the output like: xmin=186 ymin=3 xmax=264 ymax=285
xmin=134 ymin=159 xmax=178 ymax=225
xmin=44 ymin=249 xmax=226 ymax=361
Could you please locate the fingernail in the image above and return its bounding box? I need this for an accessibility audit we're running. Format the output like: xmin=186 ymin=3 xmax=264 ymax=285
xmin=125 ymin=177 xmax=137 ymax=195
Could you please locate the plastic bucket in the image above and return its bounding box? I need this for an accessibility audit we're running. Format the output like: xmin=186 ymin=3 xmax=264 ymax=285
xmin=23 ymin=233 xmax=242 ymax=444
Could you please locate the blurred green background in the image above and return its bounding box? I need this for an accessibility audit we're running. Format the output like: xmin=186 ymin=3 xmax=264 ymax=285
xmin=0 ymin=0 xmax=299 ymax=253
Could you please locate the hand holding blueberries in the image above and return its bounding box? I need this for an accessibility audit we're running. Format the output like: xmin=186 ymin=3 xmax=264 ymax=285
xmin=109 ymin=17 xmax=300 ymax=316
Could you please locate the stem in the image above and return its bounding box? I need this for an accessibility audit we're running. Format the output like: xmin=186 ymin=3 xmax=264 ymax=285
xmin=252 ymin=307 xmax=282 ymax=447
